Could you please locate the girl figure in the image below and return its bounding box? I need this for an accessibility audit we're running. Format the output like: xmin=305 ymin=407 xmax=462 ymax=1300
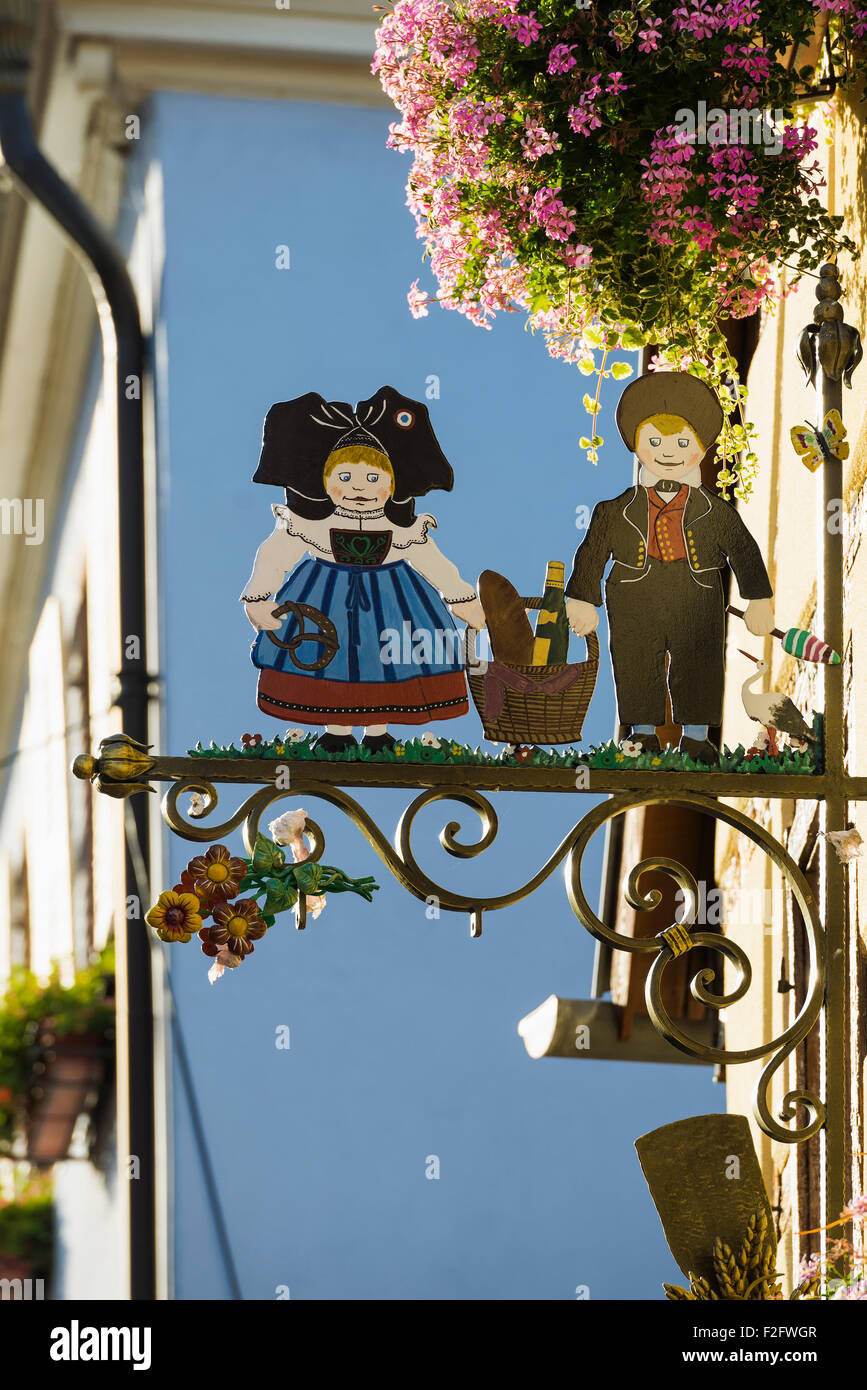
xmin=240 ymin=386 xmax=485 ymax=752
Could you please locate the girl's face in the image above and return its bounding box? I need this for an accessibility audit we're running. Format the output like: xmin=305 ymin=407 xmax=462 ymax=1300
xmin=325 ymin=459 xmax=393 ymax=512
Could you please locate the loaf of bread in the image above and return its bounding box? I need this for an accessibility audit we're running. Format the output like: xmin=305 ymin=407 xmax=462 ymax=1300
xmin=478 ymin=570 xmax=535 ymax=665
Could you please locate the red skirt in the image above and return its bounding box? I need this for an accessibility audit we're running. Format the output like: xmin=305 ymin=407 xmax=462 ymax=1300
xmin=257 ymin=668 xmax=469 ymax=726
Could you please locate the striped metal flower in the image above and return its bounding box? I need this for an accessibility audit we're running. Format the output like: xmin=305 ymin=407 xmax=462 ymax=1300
xmin=206 ymin=899 xmax=268 ymax=957
xmin=186 ymin=844 xmax=247 ymax=906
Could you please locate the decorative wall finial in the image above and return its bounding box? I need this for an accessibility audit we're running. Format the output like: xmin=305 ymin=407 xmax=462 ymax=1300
xmin=796 ymin=263 xmax=863 ymax=387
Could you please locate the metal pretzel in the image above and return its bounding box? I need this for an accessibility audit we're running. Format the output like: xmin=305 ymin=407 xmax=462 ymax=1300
xmin=265 ymin=601 xmax=339 ymax=671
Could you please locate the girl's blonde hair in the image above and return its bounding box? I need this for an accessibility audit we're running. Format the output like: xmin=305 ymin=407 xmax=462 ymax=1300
xmin=637 ymin=413 xmax=705 ymax=451
xmin=323 ymin=445 xmax=394 ymax=489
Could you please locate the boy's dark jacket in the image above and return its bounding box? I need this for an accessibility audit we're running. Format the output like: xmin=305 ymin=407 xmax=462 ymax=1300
xmin=565 ymin=484 xmax=773 ymax=605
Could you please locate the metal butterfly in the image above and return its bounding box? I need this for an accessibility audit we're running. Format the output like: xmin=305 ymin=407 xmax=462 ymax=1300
xmin=790 ymin=408 xmax=849 ymax=473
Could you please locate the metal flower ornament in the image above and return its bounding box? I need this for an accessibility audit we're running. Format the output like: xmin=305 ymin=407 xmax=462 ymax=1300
xmin=144 ymin=809 xmax=378 ymax=984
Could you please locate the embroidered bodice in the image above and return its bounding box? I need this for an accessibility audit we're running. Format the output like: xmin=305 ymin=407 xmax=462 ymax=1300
xmin=240 ymin=505 xmax=476 ymax=605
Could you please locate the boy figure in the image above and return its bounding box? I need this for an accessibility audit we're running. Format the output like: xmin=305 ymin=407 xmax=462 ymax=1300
xmin=565 ymin=372 xmax=774 ymax=764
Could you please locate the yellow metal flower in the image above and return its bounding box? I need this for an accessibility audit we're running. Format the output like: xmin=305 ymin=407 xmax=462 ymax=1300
xmin=145 ymin=890 xmax=202 ymax=943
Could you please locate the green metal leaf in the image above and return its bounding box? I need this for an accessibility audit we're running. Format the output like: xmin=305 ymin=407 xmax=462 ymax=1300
xmin=251 ymin=833 xmax=285 ymax=875
xmin=293 ymin=861 xmax=324 ymax=894
xmin=262 ymin=877 xmax=298 ymax=915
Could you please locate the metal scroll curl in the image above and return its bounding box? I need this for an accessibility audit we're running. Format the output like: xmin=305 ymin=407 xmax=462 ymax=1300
xmin=160 ymin=780 xmax=825 ymax=1141
xmin=162 ymin=779 xmax=584 ymax=938
xmin=565 ymin=793 xmax=826 ymax=1143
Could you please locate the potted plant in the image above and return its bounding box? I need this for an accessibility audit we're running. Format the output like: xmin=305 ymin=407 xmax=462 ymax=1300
xmin=374 ymin=0 xmax=867 ymax=495
xmin=0 ymin=1174 xmax=53 ymax=1288
xmin=0 ymin=945 xmax=114 ymax=1165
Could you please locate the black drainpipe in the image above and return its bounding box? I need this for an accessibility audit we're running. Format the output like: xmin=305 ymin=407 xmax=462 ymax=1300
xmin=0 ymin=4 xmax=156 ymax=1299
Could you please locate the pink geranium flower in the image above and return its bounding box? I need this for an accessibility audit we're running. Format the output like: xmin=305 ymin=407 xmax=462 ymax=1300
xmin=842 ymin=1194 xmax=867 ymax=1220
xmin=407 ymin=279 xmax=432 ymax=318
xmin=638 ymin=18 xmax=662 ymax=50
xmin=548 ymin=43 xmax=577 ymax=75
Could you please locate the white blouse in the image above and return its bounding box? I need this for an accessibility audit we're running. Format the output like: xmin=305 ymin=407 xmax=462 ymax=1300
xmin=240 ymin=504 xmax=477 ymax=606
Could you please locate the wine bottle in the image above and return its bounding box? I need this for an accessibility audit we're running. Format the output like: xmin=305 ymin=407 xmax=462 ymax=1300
xmin=532 ymin=561 xmax=570 ymax=665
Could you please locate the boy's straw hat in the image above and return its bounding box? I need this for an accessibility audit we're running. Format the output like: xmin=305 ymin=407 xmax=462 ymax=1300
xmin=615 ymin=371 xmax=724 ymax=452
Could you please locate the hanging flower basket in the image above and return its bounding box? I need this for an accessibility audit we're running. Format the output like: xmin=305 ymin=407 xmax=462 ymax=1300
xmin=24 ymin=1028 xmax=113 ymax=1167
xmin=374 ymin=0 xmax=866 ymax=494
xmin=0 ymin=946 xmax=115 ymax=1162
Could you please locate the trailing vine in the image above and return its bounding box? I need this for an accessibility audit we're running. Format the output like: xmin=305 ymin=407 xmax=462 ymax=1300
xmin=374 ymin=0 xmax=865 ymax=495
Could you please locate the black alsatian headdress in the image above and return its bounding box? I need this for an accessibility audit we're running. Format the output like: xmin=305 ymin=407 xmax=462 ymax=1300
xmin=252 ymin=386 xmax=454 ymax=525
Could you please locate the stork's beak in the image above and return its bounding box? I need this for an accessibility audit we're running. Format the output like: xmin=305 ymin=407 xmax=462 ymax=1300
xmin=738 ymin=649 xmax=760 ymax=663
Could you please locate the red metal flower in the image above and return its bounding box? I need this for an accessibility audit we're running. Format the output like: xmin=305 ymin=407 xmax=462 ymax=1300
xmin=199 ymin=926 xmax=228 ymax=958
xmin=241 ymin=733 xmax=263 ymax=748
xmin=515 ymin=746 xmax=534 ymax=763
xmin=207 ymin=898 xmax=267 ymax=956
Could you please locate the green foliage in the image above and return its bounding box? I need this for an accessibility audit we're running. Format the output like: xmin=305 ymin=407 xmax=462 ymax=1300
xmin=261 ymin=877 xmax=298 ymax=915
xmin=292 ymin=862 xmax=324 ymax=895
xmin=250 ymin=833 xmax=285 ymax=876
xmin=190 ymin=732 xmax=818 ymax=774
xmin=0 ymin=1179 xmax=53 ymax=1270
xmin=0 ymin=944 xmax=114 ymax=1150
xmin=587 ymin=739 xmax=817 ymax=773
xmin=165 ymin=835 xmax=381 ymax=963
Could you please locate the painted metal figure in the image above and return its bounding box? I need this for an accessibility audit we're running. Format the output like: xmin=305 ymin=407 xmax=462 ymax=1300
xmin=738 ymin=650 xmax=817 ymax=755
xmin=565 ymin=372 xmax=775 ymax=765
xmin=240 ymin=387 xmax=484 ymax=752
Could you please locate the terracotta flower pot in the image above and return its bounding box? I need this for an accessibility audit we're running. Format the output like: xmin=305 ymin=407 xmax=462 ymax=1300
xmin=25 ymin=1031 xmax=109 ymax=1166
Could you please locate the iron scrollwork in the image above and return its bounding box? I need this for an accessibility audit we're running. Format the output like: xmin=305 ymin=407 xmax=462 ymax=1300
xmin=565 ymin=793 xmax=825 ymax=1143
xmin=160 ymin=778 xmax=825 ymax=1144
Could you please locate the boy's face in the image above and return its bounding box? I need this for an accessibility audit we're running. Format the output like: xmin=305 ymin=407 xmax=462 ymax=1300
xmin=325 ymin=459 xmax=393 ymax=512
xmin=635 ymin=422 xmax=705 ymax=482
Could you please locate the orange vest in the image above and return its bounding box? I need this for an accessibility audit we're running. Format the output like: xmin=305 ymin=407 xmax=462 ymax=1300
xmin=646 ymin=485 xmax=688 ymax=562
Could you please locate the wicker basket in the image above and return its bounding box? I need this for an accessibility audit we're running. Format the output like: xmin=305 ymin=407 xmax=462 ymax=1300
xmin=466 ymin=596 xmax=600 ymax=745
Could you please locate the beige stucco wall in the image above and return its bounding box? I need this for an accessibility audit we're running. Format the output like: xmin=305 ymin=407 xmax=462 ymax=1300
xmin=717 ymin=91 xmax=867 ymax=1287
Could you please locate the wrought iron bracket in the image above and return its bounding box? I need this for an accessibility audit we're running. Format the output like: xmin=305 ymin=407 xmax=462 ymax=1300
xmin=72 ymin=736 xmax=862 ymax=1145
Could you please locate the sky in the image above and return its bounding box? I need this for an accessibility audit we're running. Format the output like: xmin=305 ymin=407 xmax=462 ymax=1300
xmin=145 ymin=90 xmax=723 ymax=1300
